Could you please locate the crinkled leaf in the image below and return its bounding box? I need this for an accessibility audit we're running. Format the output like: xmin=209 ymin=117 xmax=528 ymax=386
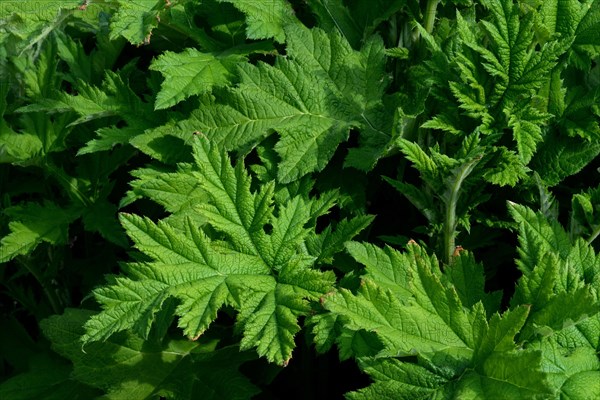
xmin=215 ymin=0 xmax=298 ymax=42
xmin=150 ymin=48 xmax=242 ymax=109
xmin=121 ymin=164 xmax=209 ymax=230
xmin=508 ymin=202 xmax=572 ymax=274
xmin=539 ymin=0 xmax=600 ymax=69
xmin=108 ymin=0 xmax=166 ymax=45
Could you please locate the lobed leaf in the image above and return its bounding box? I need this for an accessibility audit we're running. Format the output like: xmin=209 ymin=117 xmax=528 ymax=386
xmin=83 ymin=138 xmax=340 ymax=365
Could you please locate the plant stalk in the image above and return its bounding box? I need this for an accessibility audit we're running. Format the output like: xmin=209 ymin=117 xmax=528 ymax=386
xmin=443 ymin=186 xmax=459 ymax=265
xmin=424 ymin=0 xmax=440 ymax=34
xmin=443 ymin=156 xmax=482 ymax=264
xmin=20 ymin=256 xmax=62 ymax=314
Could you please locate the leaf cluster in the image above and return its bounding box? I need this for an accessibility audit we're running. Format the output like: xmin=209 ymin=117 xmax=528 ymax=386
xmin=0 ymin=0 xmax=599 ymax=399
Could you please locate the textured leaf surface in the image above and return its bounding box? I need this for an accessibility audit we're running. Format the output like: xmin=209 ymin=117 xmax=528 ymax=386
xmin=83 ymin=138 xmax=337 ymax=364
xmin=324 ymin=242 xmax=551 ymax=398
xmin=121 ymin=164 xmax=209 ymax=230
xmin=108 ymin=0 xmax=165 ymax=45
xmin=17 ymin=70 xmax=162 ymax=156
xmin=215 ymin=0 xmax=297 ymax=42
xmin=539 ymin=0 xmax=600 ymax=68
xmin=171 ymin=24 xmax=390 ymax=182
xmin=531 ymin=132 xmax=600 ymax=186
xmin=150 ymin=48 xmax=241 ymax=109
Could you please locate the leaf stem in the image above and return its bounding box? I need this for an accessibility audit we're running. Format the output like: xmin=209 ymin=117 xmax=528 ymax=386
xmin=424 ymin=0 xmax=440 ymax=34
xmin=443 ymin=156 xmax=482 ymax=264
xmin=443 ymin=185 xmax=459 ymax=265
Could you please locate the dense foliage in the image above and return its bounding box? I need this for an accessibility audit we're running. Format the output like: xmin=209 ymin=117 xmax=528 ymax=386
xmin=1 ymin=0 xmax=599 ymax=398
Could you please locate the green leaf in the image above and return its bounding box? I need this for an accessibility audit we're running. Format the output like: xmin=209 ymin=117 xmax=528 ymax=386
xmin=81 ymin=200 xmax=128 ymax=247
xmin=536 ymin=339 xmax=600 ymax=400
xmin=83 ymin=139 xmax=335 ymax=365
xmin=43 ymin=309 xmax=260 ymax=399
xmin=215 ymin=0 xmax=298 ymax=42
xmin=108 ymin=0 xmax=164 ymax=45
xmin=18 ymin=70 xmax=163 ymax=156
xmin=325 ymin=242 xmax=552 ymax=398
xmin=306 ymin=215 xmax=374 ymax=264
xmin=326 ymin=243 xmax=488 ymax=357
xmin=121 ymin=164 xmax=209 ymax=230
xmin=0 ymin=355 xmax=99 ymax=400
xmin=508 ymin=202 xmax=572 ymax=274
xmin=511 ymin=253 xmax=559 ymax=310
xmin=531 ymin=131 xmax=600 ymax=186
xmin=444 ymin=251 xmax=502 ymax=312
xmin=149 ymin=48 xmax=242 ymax=109
xmin=482 ymin=147 xmax=529 ymax=187
xmin=453 ymin=350 xmax=551 ymax=399
xmin=306 ymin=0 xmax=405 ymax=48
xmin=346 ymin=357 xmax=450 ymax=400
xmin=539 ymin=0 xmax=600 ymax=68
xmin=172 ymin=24 xmax=390 ymax=182
xmin=506 ymin=103 xmax=552 ymax=164
xmin=572 ymin=187 xmax=600 ymax=245
xmin=0 ymin=0 xmax=84 ymax=53
xmin=427 ymin=0 xmax=570 ymax=164
xmin=0 ymin=130 xmax=43 ymax=165
xmin=0 ymin=202 xmax=79 ymax=263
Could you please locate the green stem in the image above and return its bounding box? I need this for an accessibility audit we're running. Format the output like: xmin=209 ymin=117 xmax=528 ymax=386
xmin=424 ymin=0 xmax=440 ymax=34
xmin=443 ymin=186 xmax=459 ymax=266
xmin=20 ymin=256 xmax=62 ymax=314
xmin=442 ymin=156 xmax=482 ymax=264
